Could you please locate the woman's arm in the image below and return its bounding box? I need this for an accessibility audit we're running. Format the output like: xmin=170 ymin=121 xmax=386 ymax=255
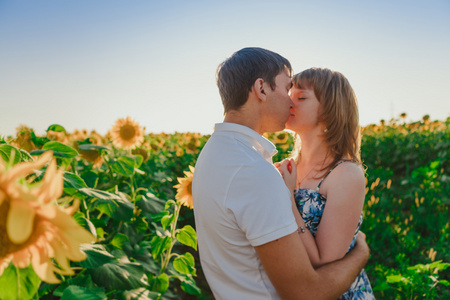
xmin=279 ymin=160 xmax=366 ymax=268
xmin=277 ymin=159 xmax=325 ymax=267
xmin=265 ymin=161 xmax=369 ymax=299
xmin=313 ymin=162 xmax=366 ymax=264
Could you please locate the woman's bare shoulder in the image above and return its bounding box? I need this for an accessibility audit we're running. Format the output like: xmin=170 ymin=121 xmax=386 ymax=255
xmin=322 ymin=161 xmax=366 ymax=193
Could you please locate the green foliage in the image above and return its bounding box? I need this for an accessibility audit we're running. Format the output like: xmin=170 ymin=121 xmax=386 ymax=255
xmin=269 ymin=118 xmax=450 ymax=299
xmin=373 ymin=259 xmax=450 ymax=299
xmin=0 ymin=265 xmax=41 ymax=300
xmin=47 ymin=124 xmax=67 ymax=133
xmin=1 ymin=117 xmax=448 ymax=299
xmin=0 ymin=130 xmax=203 ymax=300
xmin=0 ymin=143 xmax=32 ymax=164
xmin=357 ymin=119 xmax=450 ymax=299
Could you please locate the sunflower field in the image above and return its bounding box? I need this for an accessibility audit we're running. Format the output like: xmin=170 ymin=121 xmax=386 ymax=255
xmin=0 ymin=115 xmax=449 ymax=300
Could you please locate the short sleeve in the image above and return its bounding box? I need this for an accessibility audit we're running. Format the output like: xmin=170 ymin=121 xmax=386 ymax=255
xmin=226 ymin=163 xmax=298 ymax=246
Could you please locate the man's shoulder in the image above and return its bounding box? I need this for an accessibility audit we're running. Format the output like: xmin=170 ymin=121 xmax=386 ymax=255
xmin=202 ymin=131 xmax=263 ymax=163
xmin=196 ymin=129 xmax=281 ymax=191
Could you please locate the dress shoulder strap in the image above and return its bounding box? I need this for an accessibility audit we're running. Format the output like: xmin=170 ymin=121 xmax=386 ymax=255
xmin=316 ymin=159 xmax=357 ymax=191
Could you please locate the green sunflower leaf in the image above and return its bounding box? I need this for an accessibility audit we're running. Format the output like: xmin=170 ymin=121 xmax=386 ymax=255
xmin=47 ymin=124 xmax=66 ymax=133
xmin=77 ymin=244 xmax=116 ymax=269
xmin=110 ymin=156 xmax=136 ymax=176
xmin=90 ymin=262 xmax=148 ymax=292
xmin=0 ymin=264 xmax=41 ymax=300
xmin=176 ymin=225 xmax=197 ymax=250
xmin=173 ymin=252 xmax=196 ymax=276
xmin=0 ymin=144 xmax=22 ymax=165
xmin=150 ymin=236 xmax=172 ymax=260
xmin=149 ymin=273 xmax=169 ymax=294
xmin=60 ymin=285 xmax=106 ymax=300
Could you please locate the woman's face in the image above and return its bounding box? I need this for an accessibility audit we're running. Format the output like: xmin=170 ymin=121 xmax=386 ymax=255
xmin=285 ymin=87 xmax=321 ymax=133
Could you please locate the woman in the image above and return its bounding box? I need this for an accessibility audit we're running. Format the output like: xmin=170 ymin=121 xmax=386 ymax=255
xmin=280 ymin=68 xmax=375 ymax=299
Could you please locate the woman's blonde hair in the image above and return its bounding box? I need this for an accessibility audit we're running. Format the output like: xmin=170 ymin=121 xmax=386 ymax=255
xmin=291 ymin=67 xmax=362 ymax=173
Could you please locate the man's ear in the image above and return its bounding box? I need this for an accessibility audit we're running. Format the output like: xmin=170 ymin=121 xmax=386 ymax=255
xmin=252 ymin=78 xmax=267 ymax=102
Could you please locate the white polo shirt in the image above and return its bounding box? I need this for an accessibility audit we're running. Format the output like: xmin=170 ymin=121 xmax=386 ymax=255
xmin=192 ymin=122 xmax=298 ymax=300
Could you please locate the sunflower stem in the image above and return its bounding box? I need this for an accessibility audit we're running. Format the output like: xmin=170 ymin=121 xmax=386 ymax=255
xmin=130 ymin=174 xmax=136 ymax=201
xmin=160 ymin=202 xmax=181 ymax=274
xmin=83 ymin=199 xmax=90 ymax=220
xmin=75 ymin=268 xmax=87 ymax=277
xmin=71 ymin=159 xmax=78 ymax=175
xmin=105 ymin=290 xmax=117 ymax=296
xmin=135 ymin=187 xmax=147 ymax=194
xmin=103 ymin=157 xmax=115 ymax=182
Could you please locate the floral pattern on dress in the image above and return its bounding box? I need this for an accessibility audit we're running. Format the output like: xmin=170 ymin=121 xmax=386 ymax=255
xmin=294 ymin=187 xmax=375 ymax=300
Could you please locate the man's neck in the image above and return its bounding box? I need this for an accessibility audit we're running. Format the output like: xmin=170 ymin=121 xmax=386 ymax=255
xmin=223 ymin=109 xmax=263 ymax=135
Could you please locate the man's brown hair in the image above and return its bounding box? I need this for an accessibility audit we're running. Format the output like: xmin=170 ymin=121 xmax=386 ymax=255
xmin=216 ymin=47 xmax=292 ymax=113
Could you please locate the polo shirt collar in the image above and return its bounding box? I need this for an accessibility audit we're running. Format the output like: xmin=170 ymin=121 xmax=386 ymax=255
xmin=214 ymin=123 xmax=278 ymax=161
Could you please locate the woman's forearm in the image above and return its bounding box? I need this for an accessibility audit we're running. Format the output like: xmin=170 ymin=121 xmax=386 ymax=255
xmin=290 ymin=197 xmax=325 ymax=267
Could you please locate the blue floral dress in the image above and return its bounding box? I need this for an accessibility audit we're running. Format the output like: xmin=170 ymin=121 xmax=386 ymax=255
xmin=294 ymin=161 xmax=375 ymax=300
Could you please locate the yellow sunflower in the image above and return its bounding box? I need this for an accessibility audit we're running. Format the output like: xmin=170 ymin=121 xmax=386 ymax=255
xmin=174 ymin=166 xmax=194 ymax=209
xmin=15 ymin=124 xmax=34 ymax=133
xmin=79 ymin=149 xmax=103 ymax=169
xmin=132 ymin=148 xmax=149 ymax=163
xmin=88 ymin=130 xmax=106 ymax=145
xmin=273 ymin=131 xmax=289 ymax=144
xmin=110 ymin=117 xmax=144 ymax=150
xmin=47 ymin=130 xmax=68 ymax=143
xmin=184 ymin=141 xmax=199 ymax=154
xmin=67 ymin=129 xmax=89 ymax=145
xmin=175 ymin=146 xmax=184 ymax=157
xmin=10 ymin=130 xmax=37 ymax=153
xmin=0 ymin=151 xmax=95 ymax=283
xmin=74 ymin=142 xmax=104 ymax=169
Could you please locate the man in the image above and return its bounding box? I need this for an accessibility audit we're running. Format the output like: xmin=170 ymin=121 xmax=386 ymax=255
xmin=192 ymin=47 xmax=369 ymax=300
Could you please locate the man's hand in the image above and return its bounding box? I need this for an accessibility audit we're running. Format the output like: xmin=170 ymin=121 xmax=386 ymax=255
xmin=353 ymin=231 xmax=370 ymax=265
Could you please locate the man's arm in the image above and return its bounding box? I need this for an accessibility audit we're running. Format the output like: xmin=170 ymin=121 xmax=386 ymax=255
xmin=255 ymin=231 xmax=369 ymax=300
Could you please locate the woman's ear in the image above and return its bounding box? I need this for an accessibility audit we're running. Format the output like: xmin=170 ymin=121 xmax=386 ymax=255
xmin=252 ymin=78 xmax=267 ymax=102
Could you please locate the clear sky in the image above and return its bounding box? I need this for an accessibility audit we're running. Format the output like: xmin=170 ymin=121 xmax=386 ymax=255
xmin=1 ymin=0 xmax=449 ymax=137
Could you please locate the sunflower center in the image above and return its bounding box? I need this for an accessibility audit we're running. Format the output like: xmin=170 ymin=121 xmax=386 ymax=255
xmin=0 ymin=200 xmax=14 ymax=257
xmin=119 ymin=125 xmax=136 ymax=141
xmin=132 ymin=148 xmax=148 ymax=162
xmin=187 ymin=181 xmax=192 ymax=195
xmin=80 ymin=150 xmax=101 ymax=162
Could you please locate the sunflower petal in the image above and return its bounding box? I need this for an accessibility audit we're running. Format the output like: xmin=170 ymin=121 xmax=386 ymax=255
xmin=7 ymin=200 xmax=35 ymax=244
xmin=37 ymin=206 xmax=94 ymax=259
xmin=4 ymin=151 xmax=52 ymax=183
xmin=51 ymin=239 xmax=74 ymax=275
xmin=29 ymin=245 xmax=60 ymax=284
xmin=11 ymin=248 xmax=31 ymax=268
xmin=37 ymin=159 xmax=63 ymax=204
xmin=63 ymin=198 xmax=80 ymax=216
xmin=0 ymin=256 xmax=12 ymax=276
